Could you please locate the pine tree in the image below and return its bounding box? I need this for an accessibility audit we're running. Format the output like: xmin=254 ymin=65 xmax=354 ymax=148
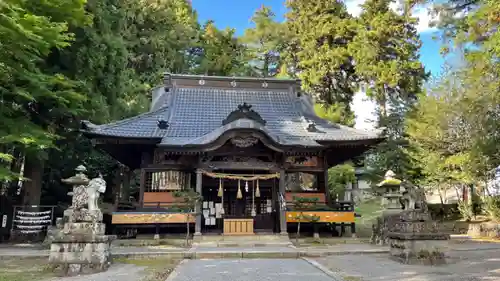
xmin=284 ymin=0 xmax=359 ymax=107
xmin=241 ymin=5 xmax=286 ymax=77
xmin=351 ymin=0 xmax=428 ymax=182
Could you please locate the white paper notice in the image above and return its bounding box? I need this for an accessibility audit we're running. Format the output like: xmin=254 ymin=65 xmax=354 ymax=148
xmin=216 ymin=212 xmax=221 ymax=219
xmin=205 ymin=218 xmax=210 ymax=225
xmin=266 ymin=206 xmax=272 ymax=213
xmin=203 ymin=210 xmax=209 ymax=218
xmin=210 ymin=208 xmax=215 ymax=215
xmin=208 ymin=201 xmax=214 ymax=208
xmin=203 ymin=202 xmax=208 ymax=208
xmin=210 ymin=217 xmax=216 ymax=225
xmin=1 ymin=215 xmax=7 ymax=228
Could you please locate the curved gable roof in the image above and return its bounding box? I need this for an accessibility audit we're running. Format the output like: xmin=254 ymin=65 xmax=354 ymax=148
xmin=81 ymin=75 xmax=382 ymax=148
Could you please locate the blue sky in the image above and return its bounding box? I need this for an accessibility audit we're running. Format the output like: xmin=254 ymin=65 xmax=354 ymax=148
xmin=191 ymin=0 xmax=445 ymax=76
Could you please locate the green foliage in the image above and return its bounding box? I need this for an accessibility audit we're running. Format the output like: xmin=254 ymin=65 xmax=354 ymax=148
xmin=284 ymin=0 xmax=358 ymax=106
xmin=314 ymin=104 xmax=355 ymax=127
xmin=241 ymin=5 xmax=286 ymax=77
xmin=407 ymin=0 xmax=500 ymax=191
xmin=0 ymin=0 xmax=87 ymax=182
xmin=484 ymin=196 xmax=500 ymax=222
xmin=327 ymin=163 xmax=356 ymax=200
xmin=427 ymin=203 xmax=461 ymax=221
xmin=173 ymin=189 xmax=202 ymax=213
xmin=191 ymin=20 xmax=248 ymax=76
xmin=350 ymin=0 xmax=427 ymax=115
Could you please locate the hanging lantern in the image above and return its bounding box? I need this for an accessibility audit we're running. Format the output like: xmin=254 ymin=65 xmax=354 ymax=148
xmin=217 ymin=178 xmax=223 ymax=197
xmin=237 ymin=180 xmax=243 ymax=199
xmin=245 ymin=181 xmax=249 ymax=192
xmin=255 ymin=179 xmax=261 ymax=198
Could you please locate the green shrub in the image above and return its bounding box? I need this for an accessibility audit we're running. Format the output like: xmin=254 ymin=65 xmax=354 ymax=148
xmin=484 ymin=196 xmax=500 ymax=221
xmin=427 ymin=203 xmax=461 ymax=220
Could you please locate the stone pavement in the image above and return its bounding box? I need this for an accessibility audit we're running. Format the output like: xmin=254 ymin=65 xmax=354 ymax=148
xmin=314 ymin=249 xmax=500 ymax=281
xmin=2 ymin=241 xmax=500 ymax=259
xmin=46 ymin=264 xmax=146 ymax=281
xmin=166 ymin=259 xmax=339 ymax=281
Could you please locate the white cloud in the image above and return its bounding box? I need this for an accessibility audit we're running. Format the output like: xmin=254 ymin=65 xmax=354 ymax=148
xmin=343 ymin=0 xmax=438 ymax=33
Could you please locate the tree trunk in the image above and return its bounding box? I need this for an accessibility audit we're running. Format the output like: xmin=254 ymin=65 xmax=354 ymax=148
xmin=6 ymin=149 xmax=24 ymax=199
xmin=22 ymin=153 xmax=44 ymax=207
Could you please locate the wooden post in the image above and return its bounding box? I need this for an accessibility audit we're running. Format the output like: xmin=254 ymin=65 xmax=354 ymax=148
xmin=279 ymin=169 xmax=287 ymax=235
xmin=139 ymin=169 xmax=146 ymax=206
xmin=323 ymin=157 xmax=331 ymax=206
xmin=195 ymin=169 xmax=202 ymax=236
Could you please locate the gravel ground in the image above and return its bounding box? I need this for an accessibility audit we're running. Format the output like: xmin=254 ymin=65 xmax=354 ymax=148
xmin=315 ymin=250 xmax=500 ymax=281
xmin=166 ymin=259 xmax=338 ymax=281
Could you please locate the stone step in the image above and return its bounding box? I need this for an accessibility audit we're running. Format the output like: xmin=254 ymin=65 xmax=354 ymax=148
xmin=192 ymin=234 xmax=292 ymax=247
xmin=193 ymin=241 xmax=292 ymax=247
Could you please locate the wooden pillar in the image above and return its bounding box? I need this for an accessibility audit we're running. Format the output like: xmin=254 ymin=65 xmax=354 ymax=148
xmin=139 ymin=169 xmax=146 ymax=206
xmin=279 ymin=169 xmax=287 ymax=235
xmin=324 ymin=167 xmax=331 ymax=206
xmin=195 ymin=169 xmax=202 ymax=236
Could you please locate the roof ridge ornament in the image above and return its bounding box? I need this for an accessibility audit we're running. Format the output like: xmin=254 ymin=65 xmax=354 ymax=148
xmin=222 ymin=102 xmax=267 ymax=126
xmin=157 ymin=118 xmax=169 ymax=129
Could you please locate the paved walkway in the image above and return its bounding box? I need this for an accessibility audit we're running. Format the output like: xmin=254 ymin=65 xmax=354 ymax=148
xmin=2 ymin=241 xmax=500 ymax=259
xmin=166 ymin=259 xmax=338 ymax=281
xmin=315 ymin=249 xmax=500 ymax=281
xmin=46 ymin=264 xmax=146 ymax=281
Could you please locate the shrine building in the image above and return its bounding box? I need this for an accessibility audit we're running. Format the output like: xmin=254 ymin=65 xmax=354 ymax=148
xmin=81 ymin=73 xmax=382 ymax=236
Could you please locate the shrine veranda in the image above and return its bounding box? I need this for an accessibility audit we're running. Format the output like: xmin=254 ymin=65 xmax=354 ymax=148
xmin=81 ymin=74 xmax=383 ymax=237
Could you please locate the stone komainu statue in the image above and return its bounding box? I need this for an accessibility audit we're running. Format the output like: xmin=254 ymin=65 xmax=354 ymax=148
xmin=401 ymin=182 xmax=428 ymax=213
xmin=86 ymin=174 xmax=106 ymax=211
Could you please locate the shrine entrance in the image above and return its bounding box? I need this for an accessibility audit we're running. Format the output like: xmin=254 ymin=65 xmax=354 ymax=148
xmin=200 ymin=170 xmax=278 ymax=235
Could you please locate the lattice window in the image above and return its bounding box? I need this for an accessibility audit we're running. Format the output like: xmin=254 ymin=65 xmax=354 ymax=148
xmin=145 ymin=170 xmax=191 ymax=192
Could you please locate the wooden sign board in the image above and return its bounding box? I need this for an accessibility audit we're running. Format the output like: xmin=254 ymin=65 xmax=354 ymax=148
xmin=112 ymin=213 xmax=195 ymax=224
xmin=286 ymin=211 xmax=355 ymax=223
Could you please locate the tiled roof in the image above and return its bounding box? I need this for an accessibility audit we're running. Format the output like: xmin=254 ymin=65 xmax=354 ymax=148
xmin=82 ymin=84 xmax=382 ymax=147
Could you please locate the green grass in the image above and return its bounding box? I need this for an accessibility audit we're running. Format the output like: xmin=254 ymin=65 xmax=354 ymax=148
xmin=115 ymin=257 xmax=181 ymax=281
xmin=0 ymin=258 xmax=55 ymax=281
xmin=354 ymin=198 xmax=384 ymax=237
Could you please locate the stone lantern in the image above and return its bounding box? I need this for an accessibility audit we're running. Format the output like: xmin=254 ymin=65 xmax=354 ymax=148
xmin=48 ymin=165 xmax=115 ymax=276
xmin=376 ymin=170 xmax=403 ymax=211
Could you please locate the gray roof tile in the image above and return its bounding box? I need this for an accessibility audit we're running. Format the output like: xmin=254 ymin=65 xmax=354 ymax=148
xmin=82 ymin=85 xmax=382 ymax=147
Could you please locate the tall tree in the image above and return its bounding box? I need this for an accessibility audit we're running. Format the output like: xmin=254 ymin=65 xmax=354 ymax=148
xmin=350 ymin=0 xmax=428 ymax=117
xmin=241 ymin=5 xmax=285 ymax=77
xmin=0 ymin=0 xmax=88 ymax=204
xmin=351 ymin=0 xmax=428 ymax=182
xmin=284 ymin=0 xmax=358 ymax=107
xmin=191 ymin=20 xmax=248 ymax=76
xmin=41 ymin=0 xmax=200 ymax=206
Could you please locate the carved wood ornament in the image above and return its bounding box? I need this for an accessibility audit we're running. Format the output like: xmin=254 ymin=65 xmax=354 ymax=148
xmin=222 ymin=103 xmax=266 ymax=126
xmin=230 ymin=136 xmax=259 ymax=148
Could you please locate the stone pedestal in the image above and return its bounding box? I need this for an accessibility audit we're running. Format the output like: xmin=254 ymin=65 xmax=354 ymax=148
xmin=467 ymin=222 xmax=500 ymax=238
xmin=49 ymin=165 xmax=115 ymax=276
xmin=387 ymin=210 xmax=449 ymax=265
xmin=49 ymin=210 xmax=115 ymax=276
